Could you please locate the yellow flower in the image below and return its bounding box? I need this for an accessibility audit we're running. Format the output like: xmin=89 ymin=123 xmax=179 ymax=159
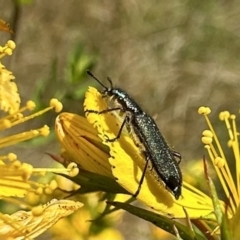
xmin=0 ymin=39 xmax=83 ymax=238
xmin=56 ymin=87 xmax=219 ymax=220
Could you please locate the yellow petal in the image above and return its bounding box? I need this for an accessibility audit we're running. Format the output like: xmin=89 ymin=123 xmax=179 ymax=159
xmin=84 ymin=87 xmax=216 ymax=219
xmin=55 ymin=112 xmax=112 ymax=177
xmin=0 ymin=199 xmax=83 ymax=239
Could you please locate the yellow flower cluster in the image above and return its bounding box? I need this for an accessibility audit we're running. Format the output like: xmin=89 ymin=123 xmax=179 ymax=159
xmin=0 ymin=38 xmax=82 ymax=239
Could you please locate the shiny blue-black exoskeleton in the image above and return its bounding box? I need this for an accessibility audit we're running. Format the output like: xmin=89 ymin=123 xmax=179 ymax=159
xmin=85 ymin=70 xmax=182 ymax=200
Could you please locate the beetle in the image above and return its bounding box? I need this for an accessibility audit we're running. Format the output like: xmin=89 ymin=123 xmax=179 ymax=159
xmin=85 ymin=70 xmax=182 ymax=199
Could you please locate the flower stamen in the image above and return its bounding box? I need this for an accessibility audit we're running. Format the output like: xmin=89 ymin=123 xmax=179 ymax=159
xmin=0 ymin=126 xmax=50 ymax=149
xmin=2 ymin=99 xmax=63 ymax=128
xmin=0 ymin=40 xmax=16 ymax=58
xmin=199 ymin=106 xmax=239 ymax=214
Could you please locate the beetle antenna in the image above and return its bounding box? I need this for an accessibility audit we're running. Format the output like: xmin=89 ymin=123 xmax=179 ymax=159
xmin=86 ymin=70 xmax=108 ymax=89
xmin=107 ymin=77 xmax=113 ymax=89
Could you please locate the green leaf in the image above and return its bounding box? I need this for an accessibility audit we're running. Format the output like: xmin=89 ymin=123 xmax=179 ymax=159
xmin=220 ymin=214 xmax=231 ymax=240
xmin=57 ymin=169 xmax=129 ymax=195
xmin=107 ymin=201 xmax=206 ymax=240
xmin=227 ymin=205 xmax=240 ymax=240
xmin=203 ymin=156 xmax=223 ymax=225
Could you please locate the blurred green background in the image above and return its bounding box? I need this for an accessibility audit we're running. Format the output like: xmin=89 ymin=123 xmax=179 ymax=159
xmin=1 ymin=0 xmax=240 ymax=239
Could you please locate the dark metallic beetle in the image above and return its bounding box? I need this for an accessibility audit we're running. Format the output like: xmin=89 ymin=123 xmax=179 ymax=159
xmin=85 ymin=70 xmax=182 ymax=199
